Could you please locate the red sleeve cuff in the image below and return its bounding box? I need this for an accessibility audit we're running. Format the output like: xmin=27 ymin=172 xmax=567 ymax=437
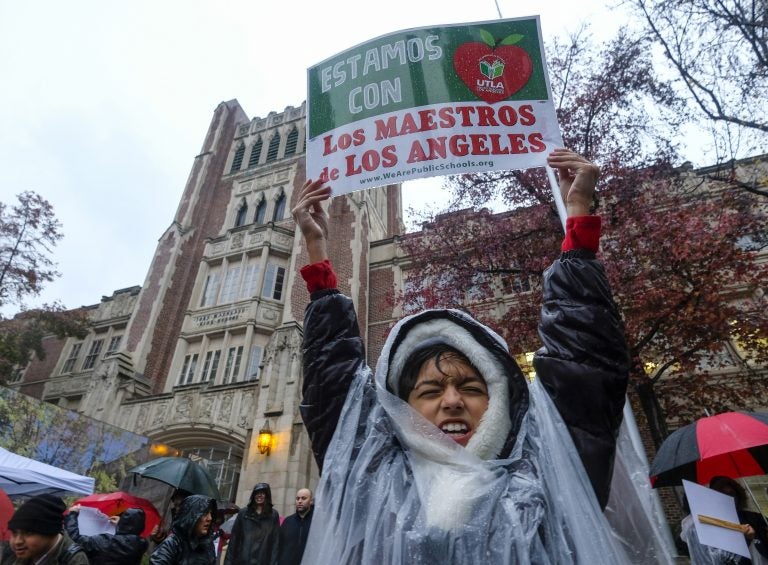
xmin=300 ymin=259 xmax=338 ymax=293
xmin=561 ymin=216 xmax=601 ymax=253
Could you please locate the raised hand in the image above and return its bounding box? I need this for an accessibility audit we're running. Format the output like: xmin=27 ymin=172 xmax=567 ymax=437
xmin=292 ymin=179 xmax=332 ymax=263
xmin=546 ymin=149 xmax=599 ymax=218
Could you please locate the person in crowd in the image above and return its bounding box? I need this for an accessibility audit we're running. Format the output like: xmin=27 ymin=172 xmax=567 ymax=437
xmin=277 ymin=489 xmax=313 ymax=565
xmin=64 ymin=505 xmax=147 ymax=565
xmin=150 ymin=489 xmax=191 ymax=545
xmin=150 ymin=495 xmax=216 ymax=565
xmin=223 ymin=483 xmax=279 ymax=565
xmin=291 ymin=149 xmax=631 ymax=563
xmin=709 ymin=476 xmax=768 ymax=563
xmin=3 ymin=494 xmax=88 ymax=564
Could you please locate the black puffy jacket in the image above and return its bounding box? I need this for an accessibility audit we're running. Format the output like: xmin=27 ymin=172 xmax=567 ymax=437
xmin=64 ymin=507 xmax=147 ymax=565
xmin=150 ymin=495 xmax=216 ymax=565
xmin=223 ymin=484 xmax=279 ymax=565
xmin=301 ymin=248 xmax=629 ymax=509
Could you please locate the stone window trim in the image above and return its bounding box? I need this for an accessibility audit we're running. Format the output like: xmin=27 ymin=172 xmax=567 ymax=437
xmin=61 ymin=342 xmax=83 ymax=374
xmin=248 ymin=137 xmax=263 ymax=168
xmin=272 ymin=189 xmax=286 ymax=222
xmin=230 ymin=142 xmax=245 ymax=174
xmin=201 ymin=349 xmax=221 ymax=383
xmin=254 ymin=196 xmax=267 ymax=225
xmin=265 ymin=132 xmax=281 ymax=163
xmin=82 ymin=339 xmax=105 ymax=371
xmin=178 ymin=353 xmax=199 ymax=386
xmin=284 ymin=127 xmax=299 ymax=157
xmin=234 ymin=198 xmax=248 ymax=228
xmin=105 ymin=335 xmax=122 ymax=357
xmin=262 ymin=262 xmax=286 ymax=301
xmin=246 ymin=345 xmax=263 ymax=381
xmin=222 ymin=345 xmax=244 ymax=384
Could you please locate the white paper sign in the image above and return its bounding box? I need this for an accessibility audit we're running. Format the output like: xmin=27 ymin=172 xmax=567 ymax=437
xmin=76 ymin=506 xmax=116 ymax=536
xmin=683 ymin=479 xmax=750 ymax=558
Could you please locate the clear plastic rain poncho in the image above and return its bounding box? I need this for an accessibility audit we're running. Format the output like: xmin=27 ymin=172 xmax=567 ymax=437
xmin=301 ymin=305 xmax=633 ymax=564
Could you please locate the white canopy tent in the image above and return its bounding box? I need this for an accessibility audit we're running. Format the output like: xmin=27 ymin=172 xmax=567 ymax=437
xmin=0 ymin=447 xmax=95 ymax=497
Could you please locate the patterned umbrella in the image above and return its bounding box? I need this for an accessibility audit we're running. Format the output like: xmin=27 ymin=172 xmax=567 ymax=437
xmin=649 ymin=411 xmax=768 ymax=488
xmin=74 ymin=491 xmax=161 ymax=538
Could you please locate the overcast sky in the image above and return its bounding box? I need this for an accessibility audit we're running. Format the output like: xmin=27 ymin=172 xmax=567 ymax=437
xmin=0 ymin=0 xmax=633 ymax=315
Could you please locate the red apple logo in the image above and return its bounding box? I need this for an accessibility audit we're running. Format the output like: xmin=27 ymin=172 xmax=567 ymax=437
xmin=453 ymin=31 xmax=533 ymax=104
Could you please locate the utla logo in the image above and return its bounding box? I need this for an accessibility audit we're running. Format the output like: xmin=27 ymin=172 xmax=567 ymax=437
xmin=454 ymin=30 xmax=532 ymax=104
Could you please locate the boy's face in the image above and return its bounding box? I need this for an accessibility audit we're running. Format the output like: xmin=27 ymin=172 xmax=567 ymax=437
xmin=406 ymin=353 xmax=489 ymax=447
xmin=10 ymin=530 xmax=58 ymax=561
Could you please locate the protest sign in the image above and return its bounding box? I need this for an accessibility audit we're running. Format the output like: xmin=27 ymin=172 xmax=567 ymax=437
xmin=682 ymin=479 xmax=750 ymax=558
xmin=77 ymin=506 xmax=116 ymax=536
xmin=306 ymin=16 xmax=563 ymax=196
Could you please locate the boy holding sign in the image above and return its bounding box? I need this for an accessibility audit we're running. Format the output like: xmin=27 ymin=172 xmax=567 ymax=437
xmin=292 ymin=149 xmax=631 ymax=563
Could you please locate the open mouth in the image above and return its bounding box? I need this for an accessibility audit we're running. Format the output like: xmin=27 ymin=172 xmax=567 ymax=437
xmin=439 ymin=422 xmax=473 ymax=446
xmin=440 ymin=422 xmax=469 ymax=435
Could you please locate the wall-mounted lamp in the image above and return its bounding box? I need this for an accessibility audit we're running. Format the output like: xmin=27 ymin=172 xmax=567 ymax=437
xmin=257 ymin=421 xmax=273 ymax=455
xmin=149 ymin=443 xmax=180 ymax=457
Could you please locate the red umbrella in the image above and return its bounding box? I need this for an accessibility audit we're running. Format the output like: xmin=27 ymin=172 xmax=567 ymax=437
xmin=649 ymin=411 xmax=768 ymax=488
xmin=74 ymin=491 xmax=161 ymax=538
xmin=0 ymin=488 xmax=13 ymax=541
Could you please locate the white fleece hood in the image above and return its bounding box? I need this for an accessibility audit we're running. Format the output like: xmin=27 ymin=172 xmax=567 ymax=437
xmin=375 ymin=308 xmax=529 ymax=460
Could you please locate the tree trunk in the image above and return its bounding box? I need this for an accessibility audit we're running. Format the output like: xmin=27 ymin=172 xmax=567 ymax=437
xmin=635 ymin=376 xmax=670 ymax=449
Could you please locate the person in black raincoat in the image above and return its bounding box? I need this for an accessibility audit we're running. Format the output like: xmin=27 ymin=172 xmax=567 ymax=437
xmin=291 ymin=149 xmax=632 ymax=564
xmin=223 ymin=484 xmax=279 ymax=565
xmin=149 ymin=495 xmax=216 ymax=565
xmin=65 ymin=506 xmax=147 ymax=565
xmin=277 ymin=489 xmax=313 ymax=565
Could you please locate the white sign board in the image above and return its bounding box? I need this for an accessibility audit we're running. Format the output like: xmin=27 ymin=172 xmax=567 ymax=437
xmin=683 ymin=479 xmax=750 ymax=558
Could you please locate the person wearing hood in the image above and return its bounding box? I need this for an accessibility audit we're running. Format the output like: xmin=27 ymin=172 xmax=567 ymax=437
xmin=150 ymin=495 xmax=216 ymax=565
xmin=291 ymin=149 xmax=632 ymax=564
xmin=65 ymin=505 xmax=147 ymax=565
xmin=223 ymin=484 xmax=279 ymax=565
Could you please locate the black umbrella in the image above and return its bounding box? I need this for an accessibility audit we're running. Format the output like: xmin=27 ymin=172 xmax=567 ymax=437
xmin=129 ymin=457 xmax=221 ymax=499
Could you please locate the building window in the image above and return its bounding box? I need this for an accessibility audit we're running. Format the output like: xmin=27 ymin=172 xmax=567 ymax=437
xmin=201 ymin=270 xmax=222 ymax=307
xmin=230 ymin=143 xmax=245 ymax=173
xmin=502 ymin=273 xmax=532 ymax=294
xmin=82 ymin=339 xmax=104 ymax=371
xmin=62 ymin=343 xmax=83 ymax=374
xmin=234 ymin=200 xmax=248 ymax=228
xmin=262 ymin=263 xmax=286 ymax=300
xmin=266 ymin=133 xmax=280 ymax=162
xmin=220 ymin=263 xmax=242 ymax=304
xmin=467 ymin=272 xmax=490 ymax=301
xmin=254 ymin=198 xmax=267 ymax=224
xmin=105 ymin=335 xmax=122 ymax=356
xmin=248 ymin=138 xmax=262 ymax=168
xmin=201 ymin=350 xmax=221 ymax=382
xmin=246 ymin=345 xmax=263 ymax=381
xmin=284 ymin=128 xmax=298 ymax=156
xmin=6 ymin=369 xmax=22 ymax=383
xmin=272 ymin=191 xmax=286 ymax=222
xmin=223 ymin=346 xmax=244 ymax=384
xmin=178 ymin=353 xmax=199 ymax=385
xmin=239 ymin=261 xmax=261 ymax=299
